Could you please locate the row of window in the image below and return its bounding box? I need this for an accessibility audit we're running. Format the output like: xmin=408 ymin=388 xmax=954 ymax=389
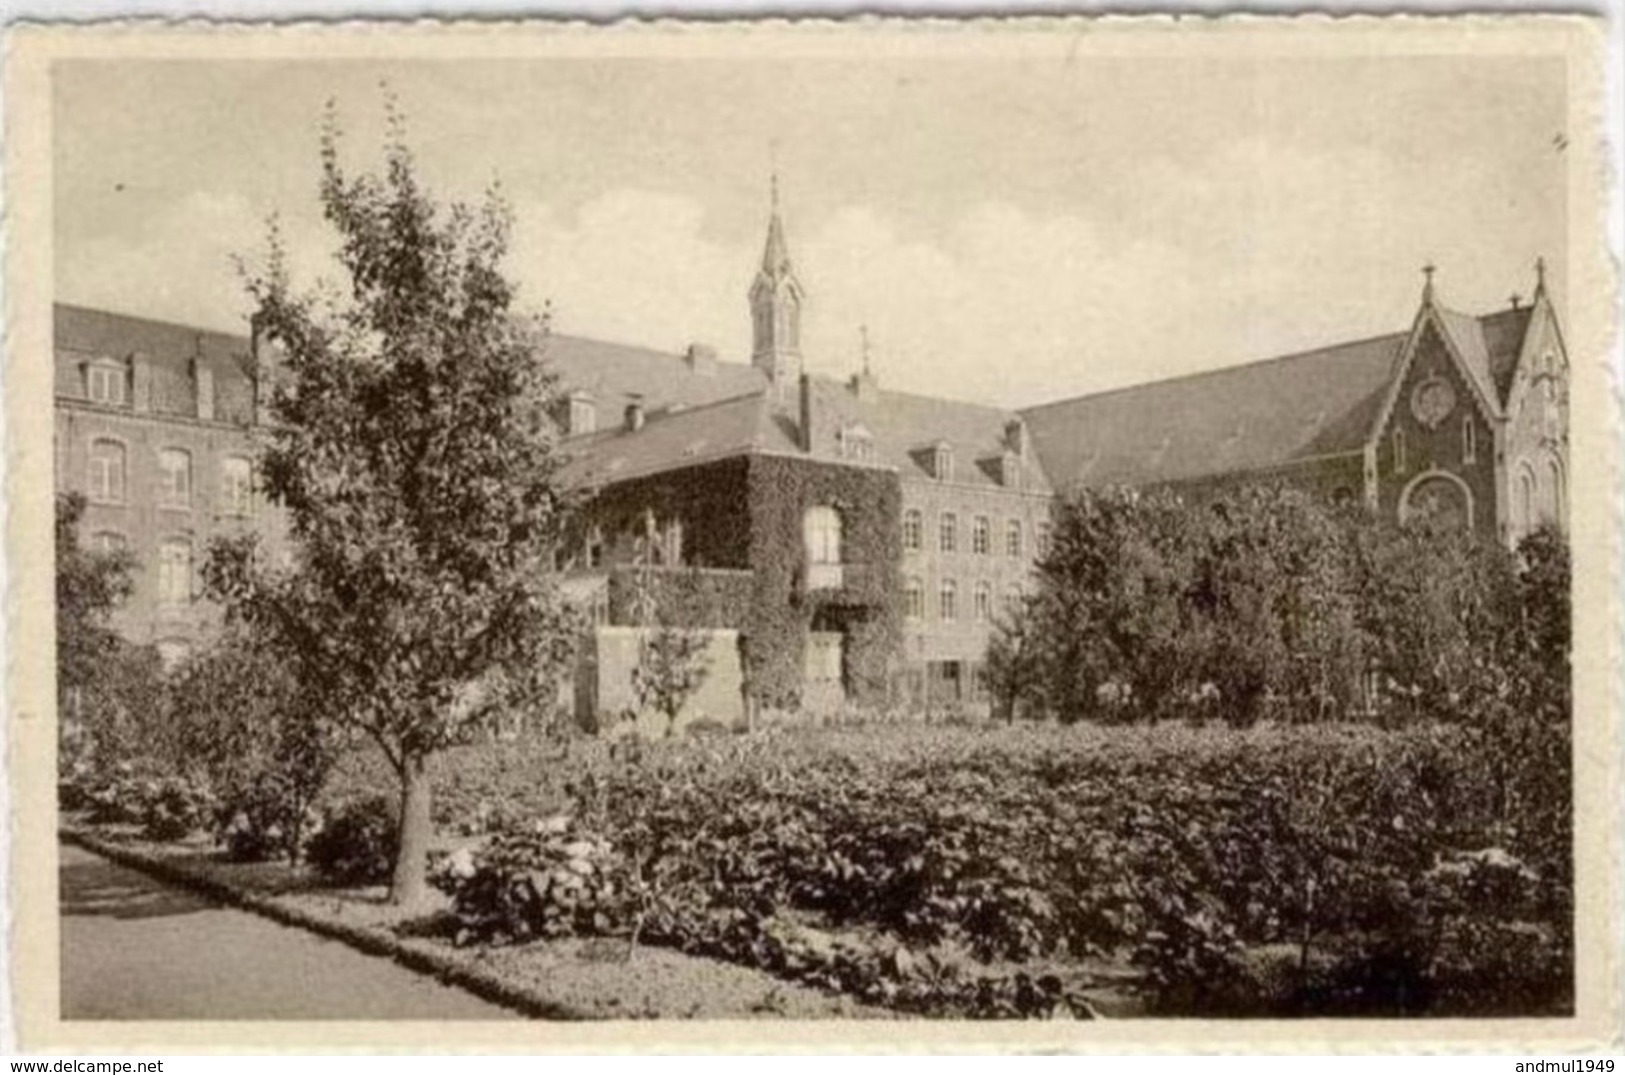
xmin=90 ymin=531 xmax=195 ymax=607
xmin=902 ymin=577 xmax=1021 ymax=623
xmin=85 ymin=439 xmax=253 ymax=516
xmin=1391 ymin=417 xmax=1478 ymax=476
xmin=902 ymin=509 xmax=1048 ymax=557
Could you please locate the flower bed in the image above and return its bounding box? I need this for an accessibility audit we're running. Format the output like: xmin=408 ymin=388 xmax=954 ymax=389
xmin=419 ymin=721 xmax=1571 ymax=1018
xmin=59 ymin=821 xmax=888 ymax=1020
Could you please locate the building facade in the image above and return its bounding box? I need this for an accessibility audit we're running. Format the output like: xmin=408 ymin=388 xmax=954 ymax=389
xmin=54 ymin=200 xmax=1568 ymax=713
xmin=53 ymin=305 xmax=288 ymax=666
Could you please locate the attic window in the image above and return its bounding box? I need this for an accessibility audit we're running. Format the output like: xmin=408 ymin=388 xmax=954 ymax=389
xmin=838 ymin=425 xmax=874 ymax=462
xmin=932 ymin=443 xmax=953 ymax=482
xmin=87 ymin=359 xmax=126 ymax=406
xmin=568 ymin=394 xmax=597 ymax=435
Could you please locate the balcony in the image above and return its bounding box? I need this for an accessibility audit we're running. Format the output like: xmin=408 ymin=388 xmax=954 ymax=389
xmin=797 ymin=560 xmax=887 ymax=607
xmin=804 ymin=561 xmax=845 ymax=591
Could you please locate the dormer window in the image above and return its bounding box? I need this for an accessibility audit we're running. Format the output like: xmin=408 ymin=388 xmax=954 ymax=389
xmin=932 ymin=442 xmax=953 ymax=482
xmin=837 ymin=425 xmax=874 ymax=462
xmin=87 ymin=359 xmax=126 ymax=406
xmin=568 ymin=392 xmax=597 ymax=436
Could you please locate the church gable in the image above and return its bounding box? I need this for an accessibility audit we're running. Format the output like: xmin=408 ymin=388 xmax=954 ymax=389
xmin=1503 ymin=295 xmax=1568 ymax=540
xmin=1371 ymin=317 xmax=1499 ymax=538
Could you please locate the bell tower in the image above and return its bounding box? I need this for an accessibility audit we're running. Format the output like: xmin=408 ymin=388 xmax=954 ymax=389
xmin=749 ymin=174 xmax=805 ymax=399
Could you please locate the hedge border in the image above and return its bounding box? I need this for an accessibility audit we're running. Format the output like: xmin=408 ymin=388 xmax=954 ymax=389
xmin=60 ymin=824 xmax=589 ymax=1021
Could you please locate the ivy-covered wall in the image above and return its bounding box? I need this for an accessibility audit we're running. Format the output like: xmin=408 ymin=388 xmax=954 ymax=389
xmin=576 ymin=449 xmax=903 ymax=709
xmin=743 ymin=453 xmax=903 ymax=708
xmin=575 ymin=455 xmax=753 ymax=571
xmin=605 ymin=564 xmax=755 ymax=629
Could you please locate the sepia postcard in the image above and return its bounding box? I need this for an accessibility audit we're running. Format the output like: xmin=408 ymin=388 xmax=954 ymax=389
xmin=4 ymin=15 xmax=1618 ymax=1053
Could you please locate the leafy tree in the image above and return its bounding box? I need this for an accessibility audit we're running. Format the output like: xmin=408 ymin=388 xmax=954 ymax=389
xmin=168 ymin=630 xmax=339 ymax=862
xmin=55 ymin=492 xmax=165 ymax=773
xmin=1030 ymin=486 xmax=1197 ymax=723
xmin=631 ymin=623 xmax=712 ymax=738
xmin=625 ymin=557 xmax=710 ymax=737
xmin=56 ymin=492 xmax=135 ymax=696
xmin=210 ymin=103 xmax=579 ymax=905
xmin=1189 ymin=486 xmax=1364 ymax=726
xmin=983 ymin=599 xmax=1041 ymax=724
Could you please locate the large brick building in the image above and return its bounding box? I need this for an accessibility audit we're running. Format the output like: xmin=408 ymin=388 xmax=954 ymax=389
xmin=52 ymin=305 xmax=290 ymax=666
xmin=54 ymin=196 xmax=1567 ymax=710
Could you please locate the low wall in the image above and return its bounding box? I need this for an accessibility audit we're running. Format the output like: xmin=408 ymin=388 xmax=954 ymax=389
xmin=575 ymin=625 xmax=745 ymax=736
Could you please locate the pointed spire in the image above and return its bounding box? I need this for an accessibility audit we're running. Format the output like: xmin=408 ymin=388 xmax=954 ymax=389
xmin=1534 ymin=255 xmax=1548 ymax=299
xmin=761 ymin=170 xmax=791 ymax=277
xmin=860 ymin=324 xmax=872 ymax=377
xmin=1421 ymin=262 xmax=1437 ymax=303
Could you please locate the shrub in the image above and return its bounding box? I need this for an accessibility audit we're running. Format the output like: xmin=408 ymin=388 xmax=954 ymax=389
xmin=168 ymin=630 xmax=337 ymax=863
xmin=307 ymin=794 xmax=399 ymax=886
xmin=430 ymin=814 xmax=627 ymax=945
xmin=138 ymin=775 xmax=215 ymax=841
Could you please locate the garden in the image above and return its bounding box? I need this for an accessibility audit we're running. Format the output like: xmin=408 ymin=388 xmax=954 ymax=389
xmin=55 ymin=117 xmax=1573 ymax=1022
xmin=59 ymin=714 xmax=1572 ymax=1020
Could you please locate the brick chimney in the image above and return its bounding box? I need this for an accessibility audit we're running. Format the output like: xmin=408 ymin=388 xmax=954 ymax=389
xmin=1004 ymin=418 xmax=1029 ymax=461
xmin=684 ymin=343 xmax=718 ymax=376
xmin=799 ymin=373 xmax=818 ymax=455
xmin=193 ymin=356 xmax=216 ymax=421
xmin=249 ymin=316 xmax=274 ymax=426
xmin=130 ymin=352 xmax=152 ymax=413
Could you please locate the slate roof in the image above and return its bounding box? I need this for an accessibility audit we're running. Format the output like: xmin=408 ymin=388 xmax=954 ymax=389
xmin=1020 ymin=301 xmax=1538 ymax=494
xmin=55 ymin=303 xmax=254 ymax=381
xmin=556 ymin=354 xmax=1053 ymax=494
xmin=543 ymin=335 xmax=768 ymax=423
xmin=558 ymin=391 xmax=793 ymax=487
xmin=1433 ymin=305 xmax=1501 ymax=412
xmin=1477 ymin=305 xmax=1535 ymax=404
xmin=54 ymin=303 xmax=258 ymax=423
xmin=800 ymin=377 xmax=1053 ymax=493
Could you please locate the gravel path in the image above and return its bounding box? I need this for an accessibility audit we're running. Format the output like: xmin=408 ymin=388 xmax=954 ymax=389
xmin=59 ymin=843 xmax=517 ymax=1020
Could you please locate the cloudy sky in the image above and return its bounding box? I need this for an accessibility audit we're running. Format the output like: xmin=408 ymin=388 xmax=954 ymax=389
xmin=54 ymin=49 xmax=1567 ymax=407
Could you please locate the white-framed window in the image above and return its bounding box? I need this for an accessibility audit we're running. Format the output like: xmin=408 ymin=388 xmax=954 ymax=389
xmin=939 ymin=511 xmax=958 ymax=553
xmin=902 ymin=509 xmax=923 ymax=552
xmin=91 ymin=531 xmax=127 ymax=556
xmin=87 ymin=439 xmax=126 ymax=504
xmin=1462 ymin=417 xmax=1477 ymax=464
xmin=972 ymin=515 xmax=991 ymax=555
xmin=158 ymin=448 xmax=192 ymax=509
xmin=804 ymin=506 xmax=842 ymax=565
xmin=87 ymin=360 xmax=126 ymax=406
xmin=1392 ymin=428 xmax=1407 ymax=475
xmin=939 ymin=579 xmax=958 ymax=622
xmin=839 ymin=426 xmax=874 ymax=462
xmin=974 ymin=581 xmax=992 ymax=622
xmin=1036 ymin=521 xmax=1052 ymax=557
xmin=904 ymin=577 xmax=924 ymax=620
xmin=933 ymin=444 xmax=953 ymax=482
xmin=221 ymin=456 xmax=253 ymax=517
xmin=1006 ymin=519 xmax=1023 ymax=558
xmin=569 ymin=395 xmax=597 ymax=435
xmin=664 ymin=517 xmax=685 ymax=567
xmin=157 ymin=539 xmax=192 ymax=607
xmin=1545 ymin=458 xmax=1564 ymax=525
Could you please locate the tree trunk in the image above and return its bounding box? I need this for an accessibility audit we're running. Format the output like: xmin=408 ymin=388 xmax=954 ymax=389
xmin=390 ymin=751 xmax=434 ymax=909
